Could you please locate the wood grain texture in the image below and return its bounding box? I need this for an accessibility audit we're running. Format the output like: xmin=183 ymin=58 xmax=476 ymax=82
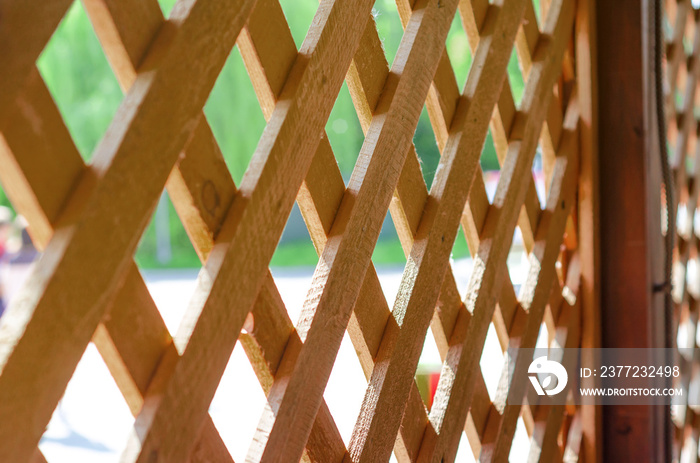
xmin=575 ymin=0 xmax=600 ymax=460
xmin=0 ymin=0 xmax=73 ymax=125
xmin=480 ymin=114 xmax=579 ymax=462
xmin=0 ymin=1 xmax=254 ymax=460
xmin=0 ymin=0 xmax=590 ymax=460
xmin=399 ymin=2 xmax=579 ymax=458
xmin=248 ymin=2 xmax=461 ymax=461
xmin=83 ymin=0 xmax=349 ymax=460
xmin=0 ymin=41 xmax=236 ymax=463
xmin=346 ymin=3 xmax=526 ymax=461
xmin=416 ymin=2 xmax=576 ymax=461
xmin=240 ymin=1 xmax=444 ymax=459
xmin=120 ymin=0 xmax=376 ymax=461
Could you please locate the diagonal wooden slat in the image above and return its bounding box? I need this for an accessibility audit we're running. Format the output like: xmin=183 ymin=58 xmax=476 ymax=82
xmin=238 ymin=1 xmax=445 ymax=460
xmin=398 ymin=0 xmax=577 ymax=456
xmin=243 ymin=1 xmax=584 ymax=462
xmin=248 ymin=2 xmax=529 ymax=460
xmin=0 ymin=67 xmax=234 ymax=463
xmin=82 ymin=0 xmax=479 ymax=460
xmin=375 ymin=18 xmax=555 ymax=457
xmin=0 ymin=0 xmax=74 ymax=125
xmin=416 ymin=2 xmax=577 ymax=460
xmin=671 ymin=8 xmax=700 ymax=210
xmin=666 ymin=2 xmax=700 ymax=461
xmin=118 ymin=0 xmax=378 ymax=461
xmin=246 ymin=1 xmax=461 ymax=461
xmin=526 ymin=261 xmax=581 ymax=463
xmin=457 ymin=0 xmax=560 ymax=248
xmin=83 ymin=0 xmax=352 ymax=459
xmin=0 ymin=0 xmax=590 ymax=460
xmin=0 ymin=0 xmax=256 ymax=460
xmin=2 ymin=4 xmax=340 ymax=463
xmin=1 ymin=5 xmax=344 ymax=463
xmin=479 ymin=99 xmax=580 ymax=462
xmin=345 ymin=3 xmax=526 ymax=461
xmin=391 ymin=0 xmax=547 ymax=357
xmin=307 ymin=10 xmax=514 ymax=460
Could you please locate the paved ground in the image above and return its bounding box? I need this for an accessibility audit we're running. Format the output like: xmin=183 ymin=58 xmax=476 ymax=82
xmin=11 ymin=255 xmax=531 ymax=462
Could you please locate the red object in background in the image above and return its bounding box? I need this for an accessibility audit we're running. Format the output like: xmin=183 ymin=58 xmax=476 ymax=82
xmin=428 ymin=372 xmax=440 ymax=409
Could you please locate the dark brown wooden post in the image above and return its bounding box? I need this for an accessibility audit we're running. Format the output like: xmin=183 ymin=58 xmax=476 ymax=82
xmin=596 ymin=0 xmax=668 ymax=461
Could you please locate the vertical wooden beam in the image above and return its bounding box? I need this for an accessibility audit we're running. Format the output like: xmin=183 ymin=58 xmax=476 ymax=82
xmin=597 ymin=0 xmax=667 ymax=461
xmin=576 ymin=0 xmax=601 ymax=461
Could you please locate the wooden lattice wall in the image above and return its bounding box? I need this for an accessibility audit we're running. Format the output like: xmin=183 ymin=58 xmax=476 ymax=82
xmin=667 ymin=0 xmax=700 ymax=460
xmin=0 ymin=0 xmax=596 ymax=461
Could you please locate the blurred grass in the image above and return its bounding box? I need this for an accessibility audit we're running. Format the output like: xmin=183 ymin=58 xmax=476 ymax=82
xmin=0 ymin=0 xmax=529 ymax=269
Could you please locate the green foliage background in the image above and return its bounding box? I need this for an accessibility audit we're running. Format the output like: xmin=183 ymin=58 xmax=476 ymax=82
xmin=0 ymin=0 xmax=529 ymax=268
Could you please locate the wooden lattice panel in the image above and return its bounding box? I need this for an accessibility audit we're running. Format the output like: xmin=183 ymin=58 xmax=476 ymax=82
xmin=666 ymin=1 xmax=700 ymax=460
xmin=0 ymin=0 xmax=587 ymax=461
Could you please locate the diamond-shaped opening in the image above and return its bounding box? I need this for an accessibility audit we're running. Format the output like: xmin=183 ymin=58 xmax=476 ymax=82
xmin=677 ymin=199 xmax=690 ymax=241
xmin=279 ymin=0 xmax=320 ymax=49
xmin=415 ymin=323 xmax=444 ymax=410
xmin=204 ymin=45 xmax=266 ymax=186
xmin=450 ymin=225 xmax=473 ymax=299
xmin=157 ymin=0 xmax=177 ymax=18
xmin=533 ymin=0 xmax=548 ymax=26
xmin=209 ymin=342 xmax=267 ymax=462
xmin=271 ymin=203 xmax=319 ymax=267
xmin=414 ymin=107 xmax=443 ymax=189
xmin=667 ymin=110 xmax=678 ymax=155
xmin=481 ymin=129 xmax=501 ymax=200
xmin=480 ymin=323 xmax=506 ymax=399
xmin=507 ymin=47 xmax=526 ymax=108
xmin=684 ymin=11 xmax=695 ymax=56
xmin=39 ymin=344 xmax=134 ymax=462
xmin=543 ymin=300 xmax=559 ymax=348
xmin=535 ymin=320 xmax=550 ymax=350
xmin=445 ymin=11 xmax=472 ymax=90
xmin=372 ymin=0 xmax=404 ymax=68
xmin=270 ymin=202 xmax=318 ymax=322
xmin=455 ymin=430 xmax=478 ymax=462
xmin=694 ymin=202 xmax=700 ymax=240
xmin=372 ymin=208 xmax=408 ymax=305
xmin=532 ymin=148 xmax=547 ymax=207
xmin=675 ymin=65 xmax=688 ymax=111
xmin=323 ymin=330 xmax=368 ymax=445
xmin=677 ymin=302 xmax=695 ymax=350
xmin=133 ymin=191 xmax=201 ymax=333
xmin=507 ymin=227 xmax=530 ymax=290
xmin=326 ymin=83 xmax=366 ymax=182
xmin=135 ymin=192 xmax=200 ymax=269
xmin=677 ymin=69 xmax=688 ymax=107
xmin=0 ymin=191 xmax=41 ymax=316
xmin=686 ymin=134 xmax=696 ymax=181
xmin=686 ymin=246 xmax=700 ymax=299
xmin=508 ymin=414 xmax=532 ymax=462
xmin=37 ymin=0 xmax=123 ymax=161
xmin=672 ymin=255 xmax=687 ymax=304
xmin=664 ymin=14 xmax=675 ymax=47
xmin=532 ymin=104 xmax=552 ymax=199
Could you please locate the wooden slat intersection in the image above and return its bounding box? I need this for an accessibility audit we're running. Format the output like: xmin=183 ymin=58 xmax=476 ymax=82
xmin=0 ymin=0 xmax=586 ymax=461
